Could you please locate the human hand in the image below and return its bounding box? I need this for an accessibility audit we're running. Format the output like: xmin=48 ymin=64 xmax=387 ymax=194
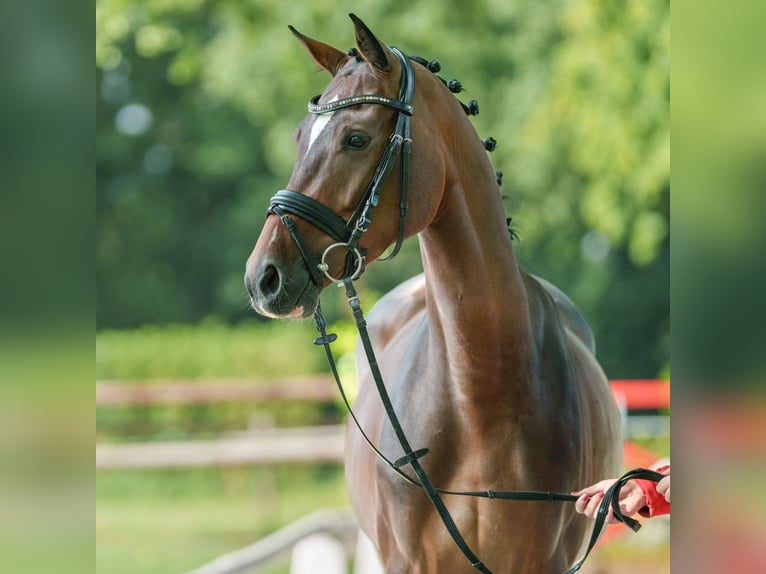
xmin=572 ymin=478 xmax=648 ymax=524
xmin=656 ymin=469 xmax=670 ymax=503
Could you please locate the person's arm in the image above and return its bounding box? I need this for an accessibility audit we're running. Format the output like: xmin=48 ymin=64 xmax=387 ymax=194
xmin=635 ymin=465 xmax=670 ymax=517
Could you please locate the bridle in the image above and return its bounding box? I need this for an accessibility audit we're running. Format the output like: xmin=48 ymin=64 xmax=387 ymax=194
xmin=266 ymin=46 xmax=663 ymax=574
xmin=267 ymin=46 xmax=413 ymax=287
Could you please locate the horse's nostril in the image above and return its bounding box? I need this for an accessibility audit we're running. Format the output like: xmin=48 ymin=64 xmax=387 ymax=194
xmin=259 ymin=264 xmax=281 ymax=298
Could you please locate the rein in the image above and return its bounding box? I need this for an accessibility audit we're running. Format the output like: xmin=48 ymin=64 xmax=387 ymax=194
xmin=314 ymin=290 xmax=663 ymax=573
xmin=267 ymin=46 xmax=660 ymax=574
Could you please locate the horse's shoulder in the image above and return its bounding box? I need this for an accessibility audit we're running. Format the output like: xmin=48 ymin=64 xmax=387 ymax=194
xmin=366 ymin=272 xmax=596 ymax=356
xmin=367 ymin=273 xmax=427 ymax=347
xmin=525 ymin=273 xmax=596 ymax=354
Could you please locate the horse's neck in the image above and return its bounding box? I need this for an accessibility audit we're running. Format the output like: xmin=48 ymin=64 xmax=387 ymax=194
xmin=418 ymin=169 xmax=536 ymax=405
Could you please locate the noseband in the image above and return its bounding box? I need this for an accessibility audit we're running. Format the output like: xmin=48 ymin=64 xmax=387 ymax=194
xmin=268 ymin=47 xmax=414 ymax=286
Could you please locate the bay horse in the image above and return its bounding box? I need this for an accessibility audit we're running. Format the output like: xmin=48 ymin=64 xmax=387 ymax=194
xmin=245 ymin=14 xmax=622 ymax=573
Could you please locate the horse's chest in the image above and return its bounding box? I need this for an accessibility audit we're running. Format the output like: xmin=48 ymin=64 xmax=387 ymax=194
xmin=372 ymin=388 xmax=502 ymax=515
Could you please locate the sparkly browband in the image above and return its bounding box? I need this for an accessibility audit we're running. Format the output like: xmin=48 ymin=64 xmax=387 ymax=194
xmin=308 ymin=94 xmax=413 ymax=115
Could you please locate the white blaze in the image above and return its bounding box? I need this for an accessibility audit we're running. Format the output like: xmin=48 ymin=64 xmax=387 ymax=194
xmin=306 ymin=95 xmax=338 ymax=153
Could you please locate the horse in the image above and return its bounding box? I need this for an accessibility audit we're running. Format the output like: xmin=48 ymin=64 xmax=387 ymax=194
xmin=244 ymin=14 xmax=622 ymax=573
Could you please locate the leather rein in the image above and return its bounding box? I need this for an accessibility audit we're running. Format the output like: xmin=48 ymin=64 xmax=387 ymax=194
xmin=266 ymin=47 xmax=663 ymax=574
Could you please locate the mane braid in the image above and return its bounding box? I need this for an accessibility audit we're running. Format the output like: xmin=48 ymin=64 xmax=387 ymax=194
xmin=343 ymin=50 xmax=494 ymax=152
xmin=410 ymin=51 xmax=515 ymax=239
xmin=347 ymin=47 xmax=363 ymax=62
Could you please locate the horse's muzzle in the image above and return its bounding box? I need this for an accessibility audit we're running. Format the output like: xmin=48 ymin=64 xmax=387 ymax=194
xmin=244 ymin=259 xmax=317 ymax=319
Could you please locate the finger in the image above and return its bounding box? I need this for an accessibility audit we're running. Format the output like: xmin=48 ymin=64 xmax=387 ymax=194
xmin=575 ymin=494 xmax=591 ymax=514
xmin=656 ymin=476 xmax=670 ymax=502
xmin=656 ymin=476 xmax=670 ymax=494
xmin=620 ymin=488 xmax=648 ymax=517
xmin=571 ymin=483 xmax=606 ymax=497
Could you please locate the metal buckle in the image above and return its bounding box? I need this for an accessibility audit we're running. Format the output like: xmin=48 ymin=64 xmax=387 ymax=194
xmin=355 ymin=216 xmax=371 ymax=232
xmin=318 ymin=242 xmax=365 ymax=285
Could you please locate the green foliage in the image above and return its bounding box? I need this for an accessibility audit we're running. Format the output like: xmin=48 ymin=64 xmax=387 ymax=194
xmin=96 ymin=317 xmax=327 ymax=379
xmin=97 ymin=0 xmax=668 ymax=377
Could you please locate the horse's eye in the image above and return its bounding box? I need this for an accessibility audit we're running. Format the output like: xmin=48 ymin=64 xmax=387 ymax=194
xmin=344 ymin=133 xmax=371 ymax=150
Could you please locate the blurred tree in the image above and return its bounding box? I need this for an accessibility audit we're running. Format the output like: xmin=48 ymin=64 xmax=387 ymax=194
xmin=97 ymin=0 xmax=668 ymax=377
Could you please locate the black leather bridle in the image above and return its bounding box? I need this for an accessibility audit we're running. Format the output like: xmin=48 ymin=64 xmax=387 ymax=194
xmin=266 ymin=46 xmax=663 ymax=574
xmin=267 ymin=46 xmax=413 ymax=286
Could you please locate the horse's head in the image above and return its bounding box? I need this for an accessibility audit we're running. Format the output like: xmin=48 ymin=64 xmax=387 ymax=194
xmin=245 ymin=14 xmax=450 ymax=318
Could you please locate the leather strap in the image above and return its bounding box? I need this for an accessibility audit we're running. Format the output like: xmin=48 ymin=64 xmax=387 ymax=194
xmin=268 ymin=205 xmax=325 ymax=287
xmin=337 ymin=277 xmax=492 ymax=573
xmin=314 ymin=304 xmax=579 ymax=503
xmin=270 ymin=190 xmax=352 ymax=244
xmin=379 ymin=48 xmax=412 ymax=261
xmin=313 ymin=282 xmax=665 ymax=574
xmin=309 ymin=93 xmax=413 ymax=115
xmin=563 ymin=468 xmax=665 ymax=573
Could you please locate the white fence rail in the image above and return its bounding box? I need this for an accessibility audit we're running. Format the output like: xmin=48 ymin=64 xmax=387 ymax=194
xmin=96 ymin=425 xmax=345 ymax=469
xmin=96 ymin=418 xmax=666 ymax=470
xmin=96 ymin=377 xmax=337 ymax=406
xmin=182 ymin=508 xmax=384 ymax=574
xmin=97 ymin=378 xmax=667 ymax=469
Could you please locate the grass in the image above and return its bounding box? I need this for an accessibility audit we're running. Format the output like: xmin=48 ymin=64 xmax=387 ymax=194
xmin=96 ymin=465 xmax=350 ymax=574
xmin=98 ymin=497 xmax=274 ymax=574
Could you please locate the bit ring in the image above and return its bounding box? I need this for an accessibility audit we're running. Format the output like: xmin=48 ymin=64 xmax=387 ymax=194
xmin=318 ymin=243 xmax=364 ymax=284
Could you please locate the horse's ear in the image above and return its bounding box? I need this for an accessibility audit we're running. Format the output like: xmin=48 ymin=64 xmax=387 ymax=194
xmin=349 ymin=13 xmax=391 ymax=72
xmin=289 ymin=25 xmax=348 ymax=77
